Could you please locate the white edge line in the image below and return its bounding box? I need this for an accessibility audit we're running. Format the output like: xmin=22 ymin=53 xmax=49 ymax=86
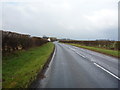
xmin=94 ymin=63 xmax=120 ymax=80
xmin=49 ymin=45 xmax=56 ymax=67
xmin=40 ymin=44 xmax=56 ymax=88
xmin=44 ymin=44 xmax=56 ymax=74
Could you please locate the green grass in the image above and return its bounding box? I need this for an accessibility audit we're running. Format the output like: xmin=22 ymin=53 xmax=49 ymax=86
xmin=2 ymin=42 xmax=54 ymax=88
xmin=66 ymin=43 xmax=119 ymax=58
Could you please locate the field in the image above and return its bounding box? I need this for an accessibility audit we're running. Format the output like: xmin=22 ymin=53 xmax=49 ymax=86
xmin=2 ymin=42 xmax=54 ymax=88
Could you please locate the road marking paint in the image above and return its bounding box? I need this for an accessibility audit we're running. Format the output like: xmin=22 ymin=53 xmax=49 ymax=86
xmin=52 ymin=46 xmax=56 ymax=60
xmin=67 ymin=46 xmax=87 ymax=59
xmin=68 ymin=47 xmax=75 ymax=51
xmin=65 ymin=44 xmax=120 ymax=81
xmin=39 ymin=45 xmax=56 ymax=88
xmin=75 ymin=52 xmax=86 ymax=58
xmin=48 ymin=45 xmax=56 ymax=67
xmin=94 ymin=63 xmax=120 ymax=80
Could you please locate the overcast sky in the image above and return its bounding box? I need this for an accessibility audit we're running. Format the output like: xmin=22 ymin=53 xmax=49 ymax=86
xmin=1 ymin=0 xmax=119 ymax=40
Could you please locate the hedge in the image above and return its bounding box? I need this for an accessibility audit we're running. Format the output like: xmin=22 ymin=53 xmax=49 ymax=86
xmin=2 ymin=30 xmax=48 ymax=55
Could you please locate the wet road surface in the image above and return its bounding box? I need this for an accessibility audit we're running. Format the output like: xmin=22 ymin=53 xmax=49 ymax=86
xmin=32 ymin=42 xmax=119 ymax=88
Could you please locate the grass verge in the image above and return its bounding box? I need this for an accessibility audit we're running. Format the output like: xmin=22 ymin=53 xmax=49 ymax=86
xmin=2 ymin=42 xmax=54 ymax=88
xmin=65 ymin=43 xmax=119 ymax=58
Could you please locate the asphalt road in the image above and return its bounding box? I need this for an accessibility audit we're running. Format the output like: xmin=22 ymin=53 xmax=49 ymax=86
xmin=33 ymin=42 xmax=119 ymax=88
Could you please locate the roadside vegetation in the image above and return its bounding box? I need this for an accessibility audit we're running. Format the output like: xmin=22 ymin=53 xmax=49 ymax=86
xmin=2 ymin=42 xmax=54 ymax=88
xmin=60 ymin=40 xmax=119 ymax=50
xmin=65 ymin=43 xmax=119 ymax=58
xmin=2 ymin=30 xmax=48 ymax=55
xmin=67 ymin=43 xmax=120 ymax=57
xmin=59 ymin=40 xmax=119 ymax=58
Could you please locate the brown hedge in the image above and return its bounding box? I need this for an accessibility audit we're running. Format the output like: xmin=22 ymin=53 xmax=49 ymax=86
xmin=60 ymin=40 xmax=120 ymax=50
xmin=2 ymin=30 xmax=48 ymax=55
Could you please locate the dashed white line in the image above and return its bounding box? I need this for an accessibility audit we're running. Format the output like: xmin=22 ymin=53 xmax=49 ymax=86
xmin=63 ymin=44 xmax=120 ymax=81
xmin=75 ymin=52 xmax=86 ymax=58
xmin=94 ymin=62 xmax=120 ymax=80
xmin=68 ymin=46 xmax=86 ymax=59
xmin=65 ymin=44 xmax=120 ymax=81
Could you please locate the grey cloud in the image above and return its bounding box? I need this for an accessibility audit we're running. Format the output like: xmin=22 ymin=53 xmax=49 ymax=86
xmin=2 ymin=0 xmax=119 ymax=40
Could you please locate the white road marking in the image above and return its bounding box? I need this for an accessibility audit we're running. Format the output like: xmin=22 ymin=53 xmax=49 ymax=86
xmin=51 ymin=46 xmax=56 ymax=62
xmin=75 ymin=52 xmax=86 ymax=58
xmin=94 ymin=63 xmax=120 ymax=80
xmin=68 ymin=47 xmax=75 ymax=51
xmin=47 ymin=45 xmax=56 ymax=69
xmin=65 ymin=44 xmax=120 ymax=81
xmin=68 ymin=46 xmax=87 ymax=59
xmin=40 ymin=45 xmax=56 ymax=88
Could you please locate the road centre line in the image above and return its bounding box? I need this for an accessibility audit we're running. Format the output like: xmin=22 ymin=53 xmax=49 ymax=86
xmin=67 ymin=46 xmax=86 ymax=59
xmin=75 ymin=51 xmax=86 ymax=58
xmin=64 ymin=44 xmax=120 ymax=81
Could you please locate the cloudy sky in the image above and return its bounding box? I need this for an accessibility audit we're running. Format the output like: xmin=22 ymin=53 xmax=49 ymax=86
xmin=1 ymin=0 xmax=119 ymax=40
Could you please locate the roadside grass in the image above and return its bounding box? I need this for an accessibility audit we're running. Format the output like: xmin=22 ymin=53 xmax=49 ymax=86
xmin=2 ymin=42 xmax=54 ymax=88
xmin=65 ymin=43 xmax=119 ymax=58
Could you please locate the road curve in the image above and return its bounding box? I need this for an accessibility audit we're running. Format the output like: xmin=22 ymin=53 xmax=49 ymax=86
xmin=33 ymin=42 xmax=119 ymax=88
